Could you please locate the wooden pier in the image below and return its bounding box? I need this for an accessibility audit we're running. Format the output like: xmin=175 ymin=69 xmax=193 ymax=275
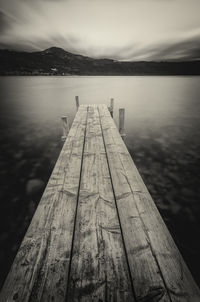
xmin=1 ymin=104 xmax=200 ymax=301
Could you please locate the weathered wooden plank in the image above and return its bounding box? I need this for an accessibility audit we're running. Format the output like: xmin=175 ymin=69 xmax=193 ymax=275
xmin=0 ymin=105 xmax=88 ymax=302
xmin=67 ymin=105 xmax=134 ymax=302
xmin=98 ymin=104 xmax=200 ymax=301
xmin=98 ymin=105 xmax=170 ymax=301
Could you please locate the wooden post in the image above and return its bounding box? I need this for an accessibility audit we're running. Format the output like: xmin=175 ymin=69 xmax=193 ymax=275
xmin=75 ymin=96 xmax=79 ymax=112
xmin=61 ymin=116 xmax=69 ymax=141
xmin=110 ymin=98 xmax=114 ymax=117
xmin=119 ymin=108 xmax=126 ymax=140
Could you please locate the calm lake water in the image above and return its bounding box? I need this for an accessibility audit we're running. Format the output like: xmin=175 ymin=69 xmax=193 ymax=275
xmin=0 ymin=76 xmax=200 ymax=288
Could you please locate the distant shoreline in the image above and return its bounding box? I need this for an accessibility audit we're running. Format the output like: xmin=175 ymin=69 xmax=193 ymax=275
xmin=1 ymin=47 xmax=200 ymax=76
xmin=1 ymin=73 xmax=200 ymax=76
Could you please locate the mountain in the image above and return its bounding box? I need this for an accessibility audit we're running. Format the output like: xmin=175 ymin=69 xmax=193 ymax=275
xmin=0 ymin=47 xmax=200 ymax=75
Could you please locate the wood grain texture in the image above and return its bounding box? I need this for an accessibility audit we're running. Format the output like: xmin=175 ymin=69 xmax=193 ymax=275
xmin=67 ymin=105 xmax=134 ymax=302
xmin=0 ymin=105 xmax=88 ymax=302
xmin=98 ymin=104 xmax=200 ymax=302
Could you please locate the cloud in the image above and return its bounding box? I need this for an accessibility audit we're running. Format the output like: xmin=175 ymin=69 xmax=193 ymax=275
xmin=113 ymin=32 xmax=200 ymax=61
xmin=0 ymin=11 xmax=8 ymax=32
xmin=0 ymin=0 xmax=200 ymax=61
xmin=146 ymin=38 xmax=200 ymax=61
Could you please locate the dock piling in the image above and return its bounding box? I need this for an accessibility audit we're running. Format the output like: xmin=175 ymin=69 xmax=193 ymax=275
xmin=75 ymin=96 xmax=79 ymax=111
xmin=61 ymin=116 xmax=69 ymax=141
xmin=119 ymin=108 xmax=126 ymax=140
xmin=110 ymin=98 xmax=114 ymax=117
xmin=108 ymin=98 xmax=114 ymax=117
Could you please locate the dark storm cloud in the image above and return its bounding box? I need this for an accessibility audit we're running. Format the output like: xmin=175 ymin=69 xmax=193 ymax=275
xmin=0 ymin=0 xmax=200 ymax=61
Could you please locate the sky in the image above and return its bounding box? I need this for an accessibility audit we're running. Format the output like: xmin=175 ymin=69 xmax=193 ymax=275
xmin=0 ymin=0 xmax=200 ymax=61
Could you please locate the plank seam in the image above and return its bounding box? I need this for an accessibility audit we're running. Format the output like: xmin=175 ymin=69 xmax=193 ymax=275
xmin=117 ymin=151 xmax=173 ymax=302
xmin=30 ymin=110 xmax=87 ymax=301
xmin=65 ymin=106 xmax=89 ymax=302
xmin=106 ymin=110 xmax=173 ymax=302
xmin=97 ymin=106 xmax=137 ymax=302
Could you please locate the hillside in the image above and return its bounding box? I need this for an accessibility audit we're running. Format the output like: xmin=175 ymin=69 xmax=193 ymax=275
xmin=0 ymin=47 xmax=200 ymax=75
